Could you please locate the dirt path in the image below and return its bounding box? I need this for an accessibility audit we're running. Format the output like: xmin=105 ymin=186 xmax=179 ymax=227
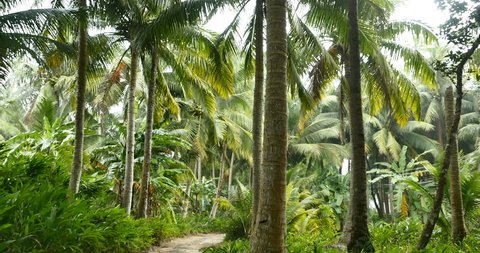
xmin=147 ymin=233 xmax=225 ymax=253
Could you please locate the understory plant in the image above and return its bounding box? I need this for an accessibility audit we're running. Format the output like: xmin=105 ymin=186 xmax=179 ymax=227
xmin=0 ymin=135 xmax=157 ymax=252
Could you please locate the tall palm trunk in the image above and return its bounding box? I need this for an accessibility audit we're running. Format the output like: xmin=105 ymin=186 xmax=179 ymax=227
xmin=250 ymin=0 xmax=288 ymax=251
xmin=445 ymin=86 xmax=467 ymax=242
xmin=122 ymin=45 xmax=139 ymax=215
xmin=137 ymin=49 xmax=158 ymax=218
xmin=416 ymin=35 xmax=480 ymax=250
xmin=251 ymin=0 xmax=265 ymax=233
xmin=346 ymin=0 xmax=374 ymax=251
xmin=69 ymin=0 xmax=88 ymax=193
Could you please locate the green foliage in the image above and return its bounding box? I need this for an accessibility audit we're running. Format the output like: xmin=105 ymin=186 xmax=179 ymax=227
xmin=153 ymin=214 xmax=229 ymax=242
xmin=0 ymin=137 xmax=156 ymax=252
xmin=202 ymin=239 xmax=249 ymax=253
xmin=371 ymin=218 xmax=423 ymax=251
xmin=223 ymin=183 xmax=252 ymax=241
xmin=371 ymin=218 xmax=480 ymax=252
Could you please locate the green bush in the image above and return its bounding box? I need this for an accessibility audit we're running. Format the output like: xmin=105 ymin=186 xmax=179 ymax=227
xmin=371 ymin=218 xmax=423 ymax=251
xmin=202 ymin=239 xmax=249 ymax=253
xmin=0 ymin=141 xmax=156 ymax=252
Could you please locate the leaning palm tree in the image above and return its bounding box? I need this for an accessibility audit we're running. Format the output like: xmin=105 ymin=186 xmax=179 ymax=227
xmin=416 ymin=1 xmax=480 ymax=247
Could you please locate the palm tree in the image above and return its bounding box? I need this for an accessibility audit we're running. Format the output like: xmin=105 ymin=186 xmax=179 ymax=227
xmin=251 ymin=0 xmax=265 ymax=234
xmin=137 ymin=49 xmax=157 ymax=218
xmin=300 ymin=0 xmax=438 ymax=130
xmin=250 ymin=0 xmax=288 ymax=251
xmin=0 ymin=1 xmax=73 ymax=83
xmin=416 ymin=1 xmax=480 ymax=246
xmin=69 ymin=0 xmax=88 ymax=194
xmin=95 ymin=0 xmax=234 ymax=215
xmin=346 ymin=0 xmax=374 ymax=251
xmin=444 ymin=85 xmax=467 ymax=242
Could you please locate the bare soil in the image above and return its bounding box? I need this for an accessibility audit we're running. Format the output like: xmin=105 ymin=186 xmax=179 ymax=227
xmin=147 ymin=233 xmax=225 ymax=253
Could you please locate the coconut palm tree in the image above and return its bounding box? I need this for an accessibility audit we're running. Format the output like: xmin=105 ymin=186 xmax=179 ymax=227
xmin=345 ymin=0 xmax=374 ymax=251
xmin=69 ymin=0 xmax=88 ymax=194
xmin=250 ymin=0 xmax=288 ymax=251
xmin=417 ymin=0 xmax=480 ymax=246
xmin=251 ymin=0 xmax=265 ymax=233
xmin=94 ymin=0 xmax=234 ymax=215
xmin=0 ymin=1 xmax=74 ymax=83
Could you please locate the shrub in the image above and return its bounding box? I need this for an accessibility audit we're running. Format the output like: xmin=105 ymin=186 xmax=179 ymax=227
xmin=0 ymin=141 xmax=156 ymax=252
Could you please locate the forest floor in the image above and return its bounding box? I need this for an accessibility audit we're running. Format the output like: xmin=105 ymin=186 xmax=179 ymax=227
xmin=147 ymin=233 xmax=225 ymax=253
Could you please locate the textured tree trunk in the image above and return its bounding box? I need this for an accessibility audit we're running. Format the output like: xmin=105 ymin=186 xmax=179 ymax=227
xmin=444 ymin=86 xmax=467 ymax=243
xmin=346 ymin=0 xmax=374 ymax=251
xmin=250 ymin=0 xmax=288 ymax=251
xmin=341 ymin=55 xmax=353 ymax=244
xmin=122 ymin=45 xmax=139 ymax=215
xmin=137 ymin=50 xmax=158 ymax=218
xmin=416 ymin=35 xmax=480 ymax=250
xmin=69 ymin=0 xmax=88 ymax=194
xmin=251 ymin=0 xmax=265 ymax=234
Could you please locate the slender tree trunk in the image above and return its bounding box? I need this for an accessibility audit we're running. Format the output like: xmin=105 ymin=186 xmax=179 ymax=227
xmin=382 ymin=180 xmax=390 ymax=219
xmin=416 ymin=35 xmax=480 ymax=250
xmin=445 ymin=86 xmax=467 ymax=242
xmin=346 ymin=0 xmax=374 ymax=251
xmin=250 ymin=0 xmax=288 ymax=251
xmin=137 ymin=49 xmax=158 ymax=218
xmin=212 ymin=163 xmax=216 ymax=187
xmin=228 ymin=152 xmax=235 ymax=199
xmin=370 ymin=182 xmax=383 ymax=219
xmin=251 ymin=0 xmax=265 ymax=234
xmin=210 ymin=147 xmax=227 ymax=218
xmin=197 ymin=156 xmax=202 ymax=180
xmin=183 ymin=178 xmax=192 ymax=218
xmin=122 ymin=45 xmax=139 ymax=215
xmin=437 ymin=94 xmax=446 ymax=147
xmin=388 ymin=178 xmax=394 ymax=220
xmin=69 ymin=0 xmax=88 ymax=194
xmin=341 ymin=54 xmax=353 ymax=243
xmin=182 ymin=160 xmax=197 ymax=217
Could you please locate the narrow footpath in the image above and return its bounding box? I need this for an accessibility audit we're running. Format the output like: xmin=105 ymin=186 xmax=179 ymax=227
xmin=147 ymin=233 xmax=225 ymax=253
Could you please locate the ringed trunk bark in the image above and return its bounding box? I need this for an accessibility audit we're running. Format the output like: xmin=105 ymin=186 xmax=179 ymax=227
xmin=250 ymin=0 xmax=288 ymax=251
xmin=346 ymin=0 xmax=374 ymax=251
xmin=69 ymin=0 xmax=88 ymax=194
xmin=251 ymin=0 xmax=265 ymax=235
xmin=137 ymin=50 xmax=158 ymax=218
xmin=122 ymin=45 xmax=139 ymax=215
xmin=445 ymin=86 xmax=467 ymax=243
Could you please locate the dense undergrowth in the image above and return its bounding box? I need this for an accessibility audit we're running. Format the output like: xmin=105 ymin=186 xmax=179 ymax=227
xmin=204 ymin=216 xmax=480 ymax=253
xmin=0 ymin=138 xmax=223 ymax=252
xmin=2 ymin=132 xmax=479 ymax=253
xmin=203 ymin=195 xmax=480 ymax=253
